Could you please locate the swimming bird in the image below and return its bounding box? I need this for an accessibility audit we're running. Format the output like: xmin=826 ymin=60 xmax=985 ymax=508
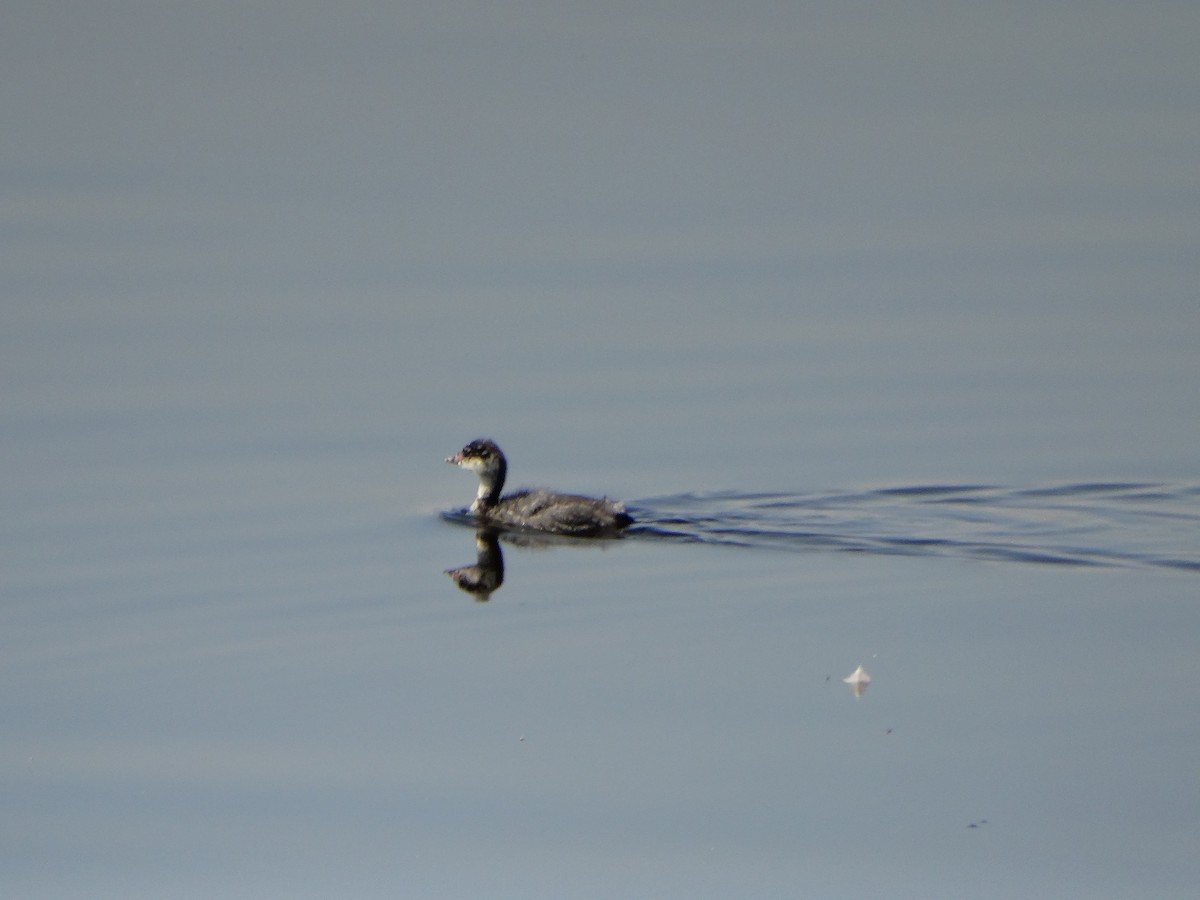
xmin=445 ymin=438 xmax=634 ymax=536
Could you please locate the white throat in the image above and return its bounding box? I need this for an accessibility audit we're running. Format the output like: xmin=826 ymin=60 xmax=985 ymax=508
xmin=471 ymin=480 xmax=492 ymax=512
xmin=467 ymin=463 xmax=498 ymax=511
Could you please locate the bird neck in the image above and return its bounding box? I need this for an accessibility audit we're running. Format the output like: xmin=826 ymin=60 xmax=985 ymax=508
xmin=471 ymin=460 xmax=506 ymax=512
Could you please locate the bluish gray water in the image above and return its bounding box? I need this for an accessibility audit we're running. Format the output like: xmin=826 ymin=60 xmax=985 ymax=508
xmin=627 ymin=482 xmax=1200 ymax=571
xmin=3 ymin=3 xmax=1200 ymax=898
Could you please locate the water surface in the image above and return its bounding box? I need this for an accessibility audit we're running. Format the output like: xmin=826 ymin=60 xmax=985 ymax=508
xmin=627 ymin=482 xmax=1200 ymax=571
xmin=3 ymin=3 xmax=1199 ymax=898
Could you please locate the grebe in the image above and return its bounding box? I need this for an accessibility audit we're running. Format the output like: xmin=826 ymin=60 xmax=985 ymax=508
xmin=445 ymin=439 xmax=634 ymax=536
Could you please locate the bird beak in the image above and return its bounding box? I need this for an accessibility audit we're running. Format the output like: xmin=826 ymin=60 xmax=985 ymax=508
xmin=445 ymin=452 xmax=463 ymax=465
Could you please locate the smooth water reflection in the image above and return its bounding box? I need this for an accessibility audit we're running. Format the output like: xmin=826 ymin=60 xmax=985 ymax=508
xmin=5 ymin=2 xmax=1200 ymax=898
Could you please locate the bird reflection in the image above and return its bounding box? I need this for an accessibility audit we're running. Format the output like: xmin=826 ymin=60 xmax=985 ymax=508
xmin=445 ymin=529 xmax=504 ymax=601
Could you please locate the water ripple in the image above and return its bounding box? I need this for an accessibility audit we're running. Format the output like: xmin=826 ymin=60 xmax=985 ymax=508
xmin=626 ymin=482 xmax=1200 ymax=573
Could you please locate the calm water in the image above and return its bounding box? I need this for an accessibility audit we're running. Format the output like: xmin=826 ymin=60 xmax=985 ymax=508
xmin=627 ymin=483 xmax=1200 ymax=571
xmin=4 ymin=4 xmax=1200 ymax=898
